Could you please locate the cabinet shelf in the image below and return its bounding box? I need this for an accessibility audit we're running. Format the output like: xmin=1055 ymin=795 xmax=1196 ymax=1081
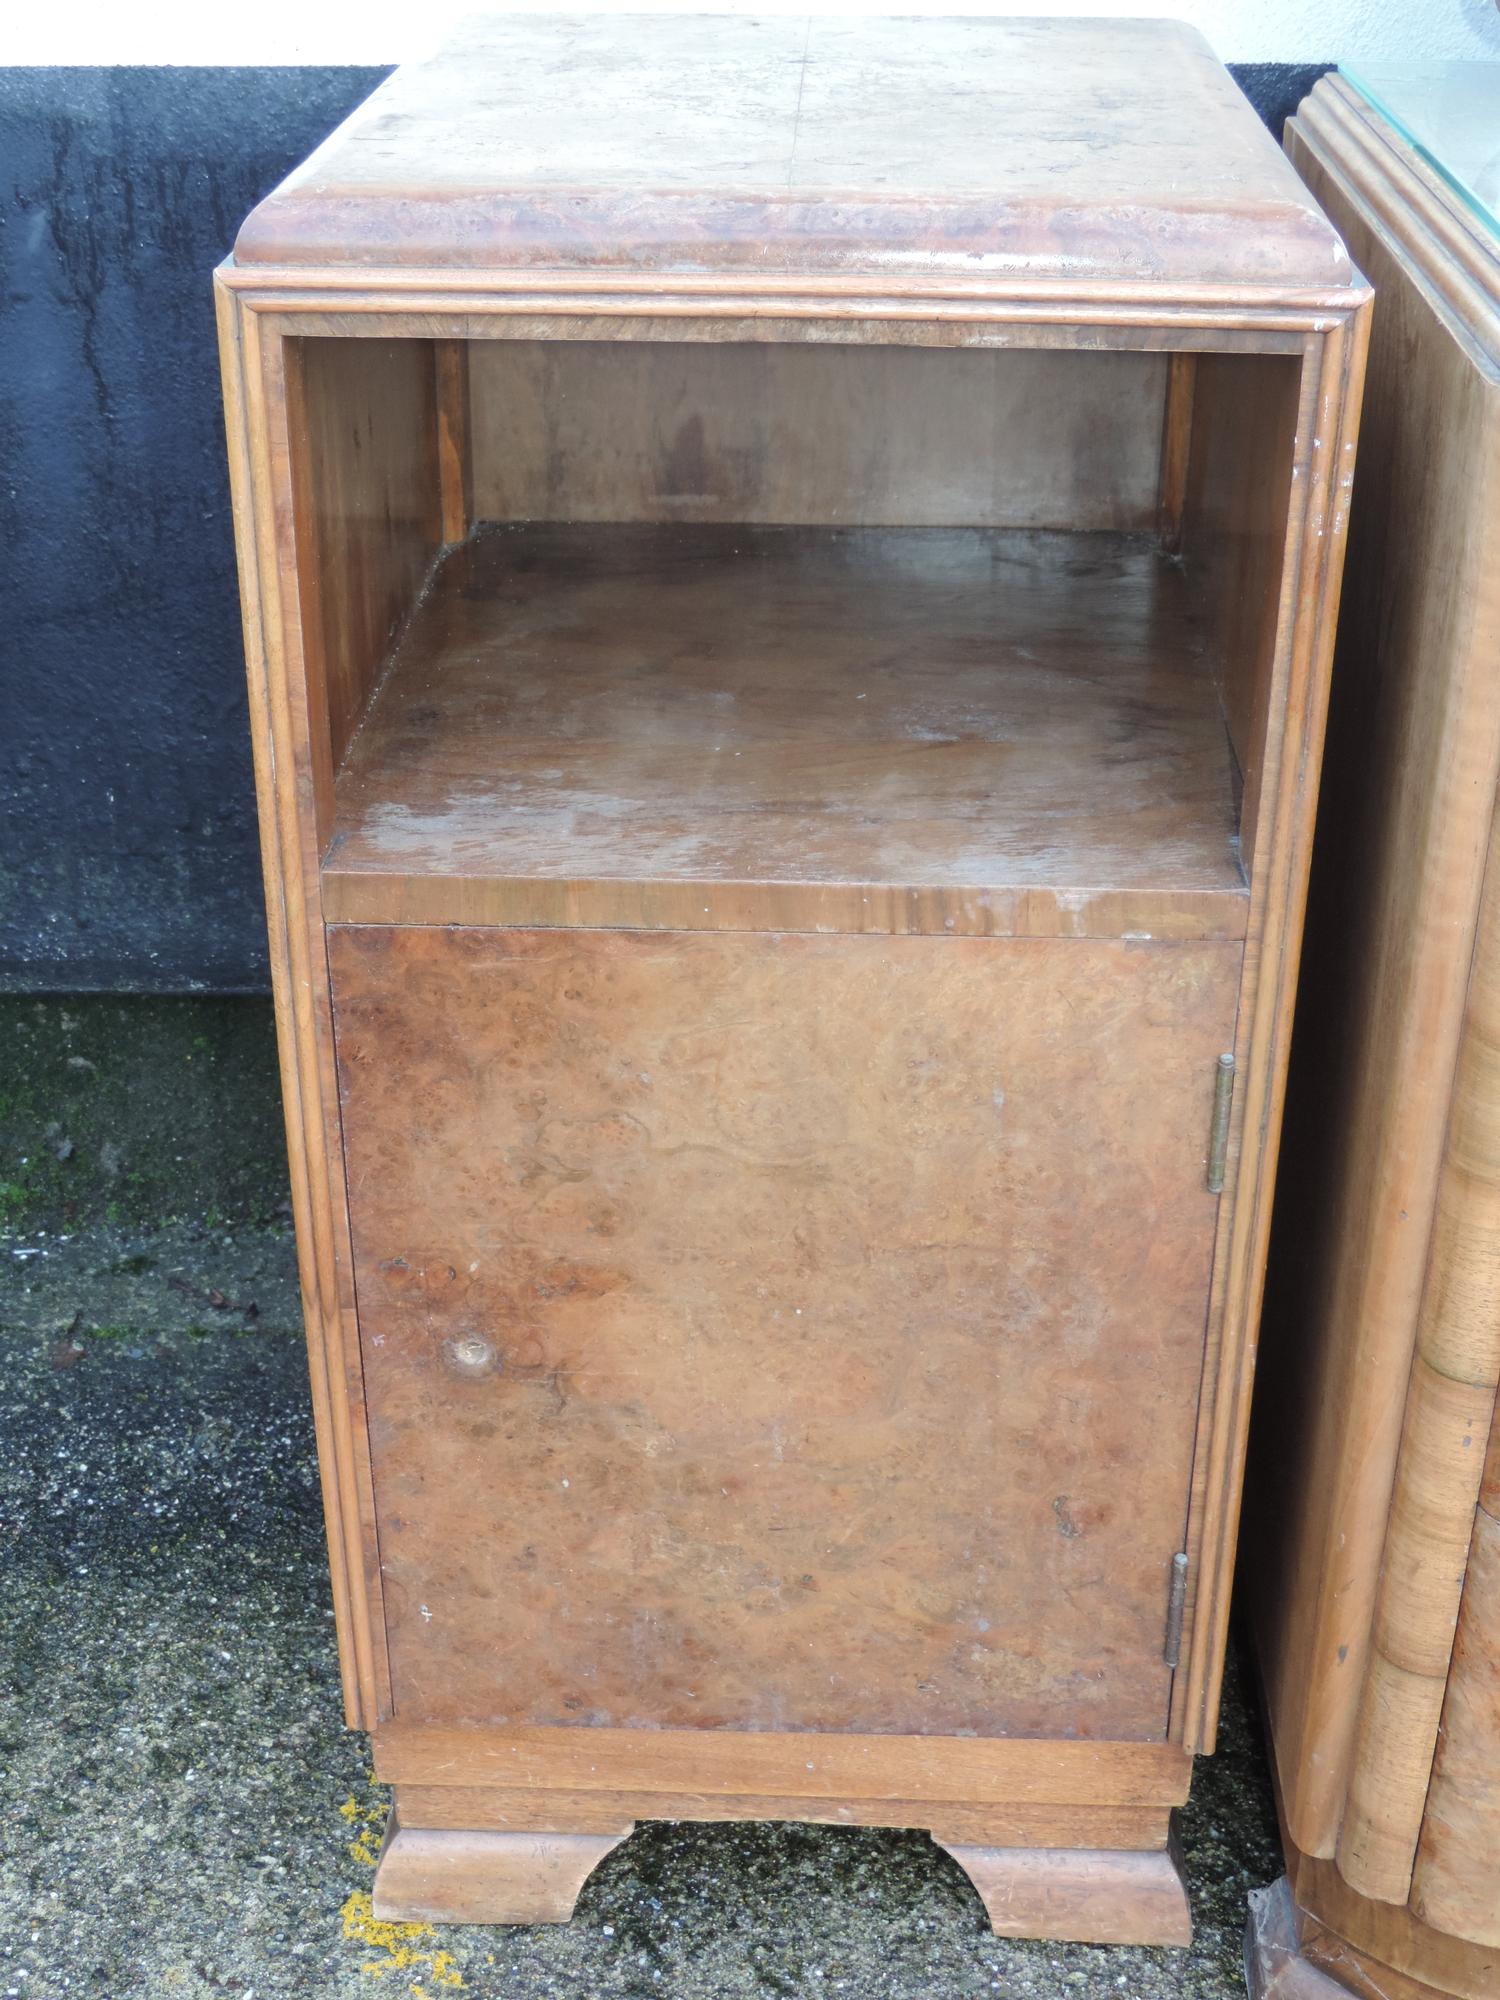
xmin=321 ymin=521 xmax=1246 ymax=939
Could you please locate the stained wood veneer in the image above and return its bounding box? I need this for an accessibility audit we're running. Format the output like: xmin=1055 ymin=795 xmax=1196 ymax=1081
xmin=217 ymin=12 xmax=1369 ymax=1946
xmin=330 ymin=923 xmax=1237 ymax=1739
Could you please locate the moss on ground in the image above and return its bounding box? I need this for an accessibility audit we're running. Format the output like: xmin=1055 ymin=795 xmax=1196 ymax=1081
xmin=0 ymin=995 xmax=289 ymax=1231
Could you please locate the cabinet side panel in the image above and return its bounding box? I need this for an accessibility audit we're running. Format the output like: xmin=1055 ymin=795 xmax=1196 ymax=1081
xmin=468 ymin=342 xmax=1166 ymax=531
xmin=1173 ymin=305 xmax=1367 ymax=1758
xmin=1248 ymin=103 xmax=1500 ymax=1860
xmin=1179 ymin=350 xmax=1299 ymax=862
xmin=216 ymin=286 xmax=390 ymax=1725
xmin=284 ymin=334 xmax=445 ymax=842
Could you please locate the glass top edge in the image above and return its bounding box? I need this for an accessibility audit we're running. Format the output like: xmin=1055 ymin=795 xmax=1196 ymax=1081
xmin=1342 ymin=60 xmax=1500 ymax=241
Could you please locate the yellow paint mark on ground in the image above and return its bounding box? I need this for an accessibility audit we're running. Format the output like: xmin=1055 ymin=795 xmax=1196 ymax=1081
xmin=341 ymin=1891 xmax=464 ymax=1990
xmin=341 ymin=1792 xmax=387 ymax=1869
xmin=337 ymin=1780 xmax=464 ymax=1993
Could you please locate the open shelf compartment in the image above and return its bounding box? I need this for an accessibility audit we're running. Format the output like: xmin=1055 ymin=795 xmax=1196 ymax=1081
xmin=324 ymin=520 xmax=1244 ymax=939
xmin=286 ymin=333 xmax=1300 ymax=942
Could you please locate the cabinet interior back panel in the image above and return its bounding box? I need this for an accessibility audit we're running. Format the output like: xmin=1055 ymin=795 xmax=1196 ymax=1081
xmin=467 ymin=342 xmax=1168 ymax=531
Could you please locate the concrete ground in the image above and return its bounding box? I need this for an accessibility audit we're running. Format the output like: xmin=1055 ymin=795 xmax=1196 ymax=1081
xmin=0 ymin=999 xmax=1281 ymax=1999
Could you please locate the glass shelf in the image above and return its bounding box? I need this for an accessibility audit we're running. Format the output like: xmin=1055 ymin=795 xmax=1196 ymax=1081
xmin=1344 ymin=61 xmax=1500 ymax=240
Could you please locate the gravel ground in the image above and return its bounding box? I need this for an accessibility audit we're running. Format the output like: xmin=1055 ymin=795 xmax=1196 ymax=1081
xmin=0 ymin=1220 xmax=1279 ymax=2000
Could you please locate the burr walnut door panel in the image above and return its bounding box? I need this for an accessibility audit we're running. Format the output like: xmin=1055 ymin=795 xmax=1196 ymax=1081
xmin=328 ymin=926 xmax=1239 ymax=1741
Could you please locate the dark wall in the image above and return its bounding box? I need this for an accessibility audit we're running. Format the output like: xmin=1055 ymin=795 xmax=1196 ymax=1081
xmin=0 ymin=60 xmax=1328 ymax=994
xmin=0 ymin=68 xmax=389 ymax=992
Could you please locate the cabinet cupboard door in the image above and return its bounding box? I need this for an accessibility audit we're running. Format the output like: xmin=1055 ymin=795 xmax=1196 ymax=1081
xmin=329 ymin=926 xmax=1238 ymax=1741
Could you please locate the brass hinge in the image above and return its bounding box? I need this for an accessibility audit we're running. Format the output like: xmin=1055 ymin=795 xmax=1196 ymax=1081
xmin=1206 ymin=1052 xmax=1236 ymax=1193
xmin=1164 ymin=1552 xmax=1189 ymax=1668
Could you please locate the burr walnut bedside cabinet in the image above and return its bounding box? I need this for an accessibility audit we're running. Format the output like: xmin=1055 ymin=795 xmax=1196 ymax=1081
xmin=216 ymin=15 xmax=1369 ymax=1943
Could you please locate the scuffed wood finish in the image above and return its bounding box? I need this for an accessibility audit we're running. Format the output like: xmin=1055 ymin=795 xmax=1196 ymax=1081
xmin=217 ymin=11 xmax=1369 ymax=1940
xmin=233 ymin=16 xmax=1352 ymax=295
xmin=323 ymin=522 xmax=1246 ymax=940
xmin=330 ymin=923 xmax=1237 ymax=1739
xmin=374 ymin=1819 xmax=630 ymax=1924
xmin=467 ymin=340 xmax=1168 ymax=531
xmin=1244 ymin=1877 xmax=1491 ymax=2000
xmin=1242 ymin=66 xmax=1500 ymax=2000
xmin=939 ymin=1823 xmax=1191 ymax=1945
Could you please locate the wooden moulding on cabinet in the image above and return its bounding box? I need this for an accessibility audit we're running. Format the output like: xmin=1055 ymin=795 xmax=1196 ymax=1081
xmin=217 ymin=15 xmax=1370 ymax=1942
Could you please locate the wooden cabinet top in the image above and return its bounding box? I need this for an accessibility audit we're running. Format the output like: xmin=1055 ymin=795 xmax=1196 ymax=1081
xmin=234 ymin=13 xmax=1357 ymax=296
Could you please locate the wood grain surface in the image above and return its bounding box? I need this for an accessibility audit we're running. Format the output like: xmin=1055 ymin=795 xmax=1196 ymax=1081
xmin=391 ymin=1783 xmax=1170 ymax=1851
xmin=938 ymin=1826 xmax=1191 ymax=1945
xmin=373 ymin=1822 xmax=630 ymax=1924
xmin=1157 ymin=353 xmax=1197 ymax=553
xmin=1159 ymin=301 xmax=1366 ymax=1762
xmin=284 ymin=334 xmax=443 ymax=845
xmin=370 ymin=1723 xmax=1193 ymax=1806
xmin=218 ymin=288 xmax=395 ymax=1729
xmin=330 ymin=922 xmax=1237 ymax=1739
xmin=434 ymin=338 xmax=472 ymax=544
xmin=1412 ymin=1462 xmax=1500 ymax=1947
xmin=1335 ymin=790 xmax=1500 ymax=1904
xmin=1244 ymin=1875 xmax=1489 ymax=2000
xmin=1234 ymin=67 xmax=1500 ymax=2000
xmin=233 ymin=16 xmax=1352 ymax=293
xmin=466 ymin=340 xmax=1167 ymax=532
xmin=1181 ymin=352 xmax=1300 ymax=861
xmin=322 ymin=522 xmax=1247 ymax=940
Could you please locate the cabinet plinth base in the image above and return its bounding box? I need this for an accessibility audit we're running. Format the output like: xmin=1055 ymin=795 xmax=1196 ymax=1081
xmin=936 ymin=1824 xmax=1192 ymax=1945
xmin=373 ymin=1783 xmax=1192 ymax=1940
xmin=373 ymin=1819 xmax=633 ymax=1925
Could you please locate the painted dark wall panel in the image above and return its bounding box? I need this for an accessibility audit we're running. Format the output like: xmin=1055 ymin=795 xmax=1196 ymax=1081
xmin=0 ymin=62 xmax=1325 ymax=994
xmin=0 ymin=67 xmax=390 ymax=992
